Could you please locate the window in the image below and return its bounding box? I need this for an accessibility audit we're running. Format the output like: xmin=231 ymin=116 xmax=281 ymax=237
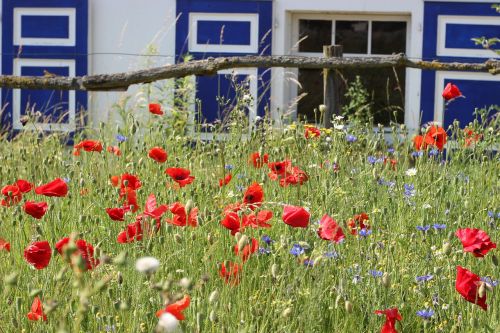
xmin=295 ymin=16 xmax=407 ymax=125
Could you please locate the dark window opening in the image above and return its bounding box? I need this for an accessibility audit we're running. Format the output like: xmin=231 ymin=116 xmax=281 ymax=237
xmin=335 ymin=21 xmax=368 ymax=54
xmin=298 ymin=20 xmax=332 ymax=53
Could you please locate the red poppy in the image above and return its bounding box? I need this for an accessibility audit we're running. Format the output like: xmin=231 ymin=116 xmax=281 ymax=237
xmin=268 ymin=160 xmax=291 ymax=176
xmin=149 ymin=103 xmax=164 ymax=115
xmin=455 ymin=228 xmax=496 ymax=258
xmin=249 ymin=152 xmax=269 ymax=168
xmin=219 ymin=174 xmax=232 ymax=187
xmin=347 ymin=213 xmax=370 ymax=235
xmin=148 ymin=147 xmax=168 ymax=163
xmin=464 ymin=128 xmax=482 ymax=147
xmin=107 ymin=145 xmax=122 ymax=156
xmin=243 ymin=182 xmax=264 ymax=209
xmin=223 ymin=202 xmax=243 ymax=215
xmin=110 ymin=176 xmax=119 ymax=187
xmin=27 ymin=297 xmax=47 ymax=321
xmin=1 ymin=184 xmax=22 ymax=206
xmin=219 ymin=261 xmax=242 ymax=285
xmin=16 ymin=179 xmax=33 ymax=193
xmin=105 ymin=207 xmax=130 ymax=221
xmin=304 ymin=126 xmax=321 ymax=139
xmin=442 ymin=82 xmax=462 ymax=101
xmin=24 ymin=241 xmax=52 ymax=269
xmin=165 ymin=202 xmax=197 ymax=227
xmin=456 ymin=266 xmax=487 ymax=310
xmin=156 ymin=295 xmax=190 ymax=319
xmin=234 ymin=238 xmax=258 ymax=262
xmin=424 ymin=125 xmax=447 ymax=151
xmin=374 ymin=308 xmax=402 ymax=333
xmin=242 ymin=210 xmax=273 ymax=228
xmin=318 ymin=214 xmax=345 ymax=243
xmin=55 ymin=237 xmax=100 ymax=270
xmin=143 ymin=194 xmax=169 ymax=222
xmin=117 ymin=220 xmax=143 ymax=243
xmin=23 ymin=201 xmax=49 ymax=219
xmin=74 ymin=140 xmax=103 ymax=153
xmin=35 ymin=178 xmax=68 ymax=197
xmin=120 ymin=188 xmax=139 ymax=213
xmin=120 ymin=173 xmax=141 ymax=191
xmin=413 ymin=135 xmax=425 ymax=151
xmin=383 ymin=158 xmax=397 ymax=171
xmin=165 ymin=168 xmax=195 ymax=187
xmin=282 ymin=205 xmax=310 ymax=228
xmin=279 ymin=166 xmax=309 ymax=187
xmin=0 ymin=238 xmax=10 ymax=252
xmin=221 ymin=211 xmax=242 ymax=235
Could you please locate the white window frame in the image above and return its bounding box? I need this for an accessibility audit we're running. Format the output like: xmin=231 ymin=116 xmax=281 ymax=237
xmin=289 ymin=13 xmax=411 ymax=128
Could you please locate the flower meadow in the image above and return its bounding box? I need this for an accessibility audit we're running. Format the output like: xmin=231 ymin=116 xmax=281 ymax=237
xmin=0 ymin=95 xmax=499 ymax=332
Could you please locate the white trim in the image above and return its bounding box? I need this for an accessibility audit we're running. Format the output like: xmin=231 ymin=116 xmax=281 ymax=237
xmin=436 ymin=15 xmax=500 ymax=58
xmin=433 ymin=71 xmax=500 ymax=124
xmin=13 ymin=58 xmax=76 ymax=132
xmin=13 ymin=7 xmax=76 ymax=47
xmin=188 ymin=12 xmax=259 ymax=53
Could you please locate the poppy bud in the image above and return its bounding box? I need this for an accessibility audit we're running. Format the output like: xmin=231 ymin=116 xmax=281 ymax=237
xmin=319 ymin=104 xmax=326 ymax=113
xmin=433 ymin=267 xmax=442 ymax=275
xmin=207 ymin=233 xmax=214 ymax=245
xmin=191 ymin=233 xmax=196 ymax=241
xmin=237 ymin=235 xmax=249 ymax=252
xmin=185 ymin=199 xmax=194 ymax=214
xmin=344 ymin=300 xmax=353 ymax=313
xmin=478 ymin=282 xmax=486 ymax=298
xmin=382 ymin=273 xmax=391 ymax=288
xmin=281 ymin=308 xmax=292 ymax=318
xmin=4 ymin=272 xmax=18 ymax=286
xmin=179 ymin=277 xmax=192 ymax=289
xmin=492 ymin=254 xmax=498 ymax=266
xmin=174 ymin=234 xmax=182 ymax=243
xmin=209 ymin=310 xmax=218 ymax=322
xmin=117 ymin=272 xmax=123 ymax=285
xmin=271 ymin=263 xmax=278 ymax=279
xmin=442 ymin=242 xmax=452 ymax=255
xmin=209 ymin=290 xmax=219 ymax=304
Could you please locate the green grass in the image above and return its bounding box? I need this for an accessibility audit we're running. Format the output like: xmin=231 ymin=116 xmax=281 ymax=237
xmin=0 ymin=114 xmax=499 ymax=333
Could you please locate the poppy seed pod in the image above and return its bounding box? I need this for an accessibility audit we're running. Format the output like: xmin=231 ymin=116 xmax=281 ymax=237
xmin=345 ymin=300 xmax=353 ymax=313
xmin=492 ymin=254 xmax=498 ymax=266
xmin=174 ymin=234 xmax=182 ymax=244
xmin=382 ymin=273 xmax=391 ymax=288
xmin=209 ymin=290 xmax=219 ymax=304
xmin=271 ymin=263 xmax=278 ymax=279
xmin=209 ymin=310 xmax=218 ymax=322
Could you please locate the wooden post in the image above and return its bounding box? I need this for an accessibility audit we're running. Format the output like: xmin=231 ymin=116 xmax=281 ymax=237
xmin=323 ymin=45 xmax=343 ymax=128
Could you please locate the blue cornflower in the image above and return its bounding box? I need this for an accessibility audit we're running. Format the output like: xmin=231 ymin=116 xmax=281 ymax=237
xmin=411 ymin=151 xmax=424 ymax=158
xmin=416 ymin=274 xmax=434 ymax=282
xmin=416 ymin=309 xmax=434 ymax=319
xmin=261 ymin=235 xmax=273 ymax=245
xmin=387 ymin=148 xmax=395 ymax=154
xmin=433 ymin=224 xmax=446 ymax=230
xmin=404 ymin=184 xmax=416 ymax=198
xmin=359 ymin=229 xmax=372 ymax=238
xmin=116 ymin=134 xmax=127 ymax=143
xmin=417 ymin=225 xmax=431 ymax=232
xmin=290 ymin=244 xmax=304 ymax=257
xmin=323 ymin=251 xmax=339 ymax=259
xmin=236 ymin=185 xmax=245 ymax=192
xmin=369 ymin=270 xmax=384 ymax=278
xmin=63 ymin=177 xmax=70 ymax=183
xmin=259 ymin=247 xmax=271 ymax=255
xmin=487 ymin=211 xmax=500 ymax=219
xmin=367 ymin=156 xmax=378 ymax=165
xmin=378 ymin=178 xmax=395 ymax=187
xmin=346 ymin=134 xmax=357 ymax=143
xmin=481 ymin=276 xmax=499 ymax=287
xmin=428 ymin=149 xmax=439 ymax=157
xmin=225 ymin=164 xmax=234 ymax=170
xmin=303 ymin=259 xmax=314 ymax=267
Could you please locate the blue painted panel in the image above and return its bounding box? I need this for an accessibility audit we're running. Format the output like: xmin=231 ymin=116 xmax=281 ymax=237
xmin=445 ymin=23 xmax=500 ymax=49
xmin=197 ymin=20 xmax=251 ymax=45
xmin=21 ymin=15 xmax=69 ymax=39
xmin=443 ymin=79 xmax=500 ymax=128
xmin=20 ymin=66 xmax=70 ymax=124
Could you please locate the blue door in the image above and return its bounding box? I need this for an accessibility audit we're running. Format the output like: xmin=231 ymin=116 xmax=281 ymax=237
xmin=1 ymin=0 xmax=88 ymax=133
xmin=176 ymin=0 xmax=272 ymax=132
xmin=421 ymin=2 xmax=500 ymax=128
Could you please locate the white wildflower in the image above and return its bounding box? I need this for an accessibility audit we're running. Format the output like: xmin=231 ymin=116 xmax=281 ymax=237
xmin=405 ymin=168 xmax=417 ymax=176
xmin=135 ymin=257 xmax=160 ymax=275
xmin=157 ymin=313 xmax=181 ymax=332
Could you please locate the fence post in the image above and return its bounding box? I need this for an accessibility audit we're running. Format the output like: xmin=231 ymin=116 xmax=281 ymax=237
xmin=323 ymin=45 xmax=343 ymax=128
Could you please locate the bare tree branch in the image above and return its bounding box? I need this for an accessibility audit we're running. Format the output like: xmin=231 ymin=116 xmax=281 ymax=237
xmin=0 ymin=54 xmax=497 ymax=91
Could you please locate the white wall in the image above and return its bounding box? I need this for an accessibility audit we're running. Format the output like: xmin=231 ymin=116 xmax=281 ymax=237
xmin=270 ymin=0 xmax=425 ymax=130
xmin=88 ymin=0 xmax=177 ymax=126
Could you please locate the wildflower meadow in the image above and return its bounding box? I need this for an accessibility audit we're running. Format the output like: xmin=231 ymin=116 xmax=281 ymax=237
xmin=0 ymin=83 xmax=499 ymax=332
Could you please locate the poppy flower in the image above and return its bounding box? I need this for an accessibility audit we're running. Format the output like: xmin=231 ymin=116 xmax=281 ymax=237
xmin=424 ymin=125 xmax=447 ymax=151
xmin=110 ymin=176 xmax=119 ymax=187
xmin=268 ymin=160 xmax=291 ymax=176
xmin=464 ymin=128 xmax=482 ymax=147
xmin=107 ymin=145 xmax=122 ymax=156
xmin=148 ymin=147 xmax=168 ymax=163
xmin=120 ymin=173 xmax=141 ymax=191
xmin=347 ymin=213 xmax=370 ymax=235
xmin=279 ymin=166 xmax=309 ymax=187
xmin=117 ymin=220 xmax=144 ymax=243
xmin=165 ymin=168 xmax=195 ymax=188
xmin=413 ymin=135 xmax=425 ymax=151
xmin=223 ymin=202 xmax=243 ymax=215
xmin=242 ymin=210 xmax=273 ymax=228
xmin=219 ymin=174 xmax=232 ymax=187
xmin=23 ymin=201 xmax=49 ymax=219
xmin=55 ymin=237 xmax=100 ymax=270
xmin=455 ymin=266 xmax=487 ymax=310
xmin=374 ymin=308 xmax=402 ymax=333
xmin=243 ymin=183 xmax=264 ymax=209
xmin=455 ymin=228 xmax=497 ymax=258
xmin=156 ymin=295 xmax=190 ymax=319
xmin=249 ymin=152 xmax=269 ymax=168
xmin=221 ymin=212 xmax=242 ymax=235
xmin=0 ymin=238 xmax=10 ymax=252
xmin=282 ymin=205 xmax=310 ymax=228
xmin=1 ymin=184 xmax=22 ymax=206
xmin=35 ymin=178 xmax=68 ymax=197
xmin=106 ymin=207 xmax=130 ymax=221
xmin=219 ymin=261 xmax=242 ymax=285
xmin=149 ymin=103 xmax=164 ymax=115
xmin=166 ymin=202 xmax=198 ymax=227
xmin=74 ymin=140 xmax=103 ymax=153
xmin=27 ymin=297 xmax=47 ymax=321
xmin=304 ymin=126 xmax=321 ymax=139
xmin=318 ymin=214 xmax=345 ymax=243
xmin=442 ymin=82 xmax=462 ymax=101
xmin=122 ymin=188 xmax=140 ymax=213
xmin=24 ymin=241 xmax=52 ymax=269
xmin=143 ymin=194 xmax=169 ymax=221
xmin=16 ymin=179 xmax=33 ymax=193
xmin=234 ymin=238 xmax=258 ymax=262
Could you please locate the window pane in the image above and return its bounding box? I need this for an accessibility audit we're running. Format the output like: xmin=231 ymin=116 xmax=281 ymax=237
xmin=297 ymin=69 xmax=324 ymax=122
xmin=335 ymin=21 xmax=368 ymax=54
xmin=372 ymin=21 xmax=407 ymax=54
xmin=339 ymin=67 xmax=405 ymax=125
xmin=298 ymin=20 xmax=332 ymax=53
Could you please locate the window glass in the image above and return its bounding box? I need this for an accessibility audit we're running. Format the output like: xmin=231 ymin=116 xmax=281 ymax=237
xmin=298 ymin=20 xmax=332 ymax=53
xmin=372 ymin=21 xmax=407 ymax=54
xmin=335 ymin=21 xmax=368 ymax=54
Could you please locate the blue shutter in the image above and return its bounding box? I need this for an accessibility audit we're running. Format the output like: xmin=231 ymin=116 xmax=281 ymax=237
xmin=176 ymin=0 xmax=272 ymax=132
xmin=1 ymin=0 xmax=88 ymax=133
xmin=421 ymin=2 xmax=500 ymax=128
